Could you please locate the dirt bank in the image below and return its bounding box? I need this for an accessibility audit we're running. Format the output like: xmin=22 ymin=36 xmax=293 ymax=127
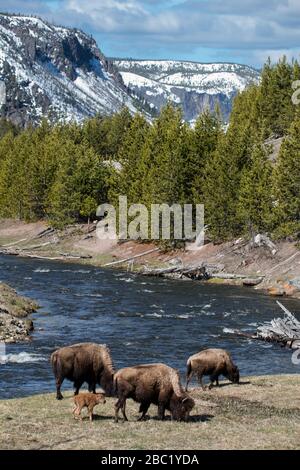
xmin=0 ymin=282 xmax=39 ymax=343
xmin=1 ymin=219 xmax=300 ymax=299
xmin=0 ymin=375 xmax=299 ymax=450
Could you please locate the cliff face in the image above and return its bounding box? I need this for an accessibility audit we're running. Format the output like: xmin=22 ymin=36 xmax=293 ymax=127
xmin=113 ymin=59 xmax=261 ymax=122
xmin=0 ymin=14 xmax=137 ymax=126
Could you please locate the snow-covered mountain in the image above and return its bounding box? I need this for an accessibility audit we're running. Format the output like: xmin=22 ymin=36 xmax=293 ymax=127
xmin=0 ymin=13 xmax=260 ymax=126
xmin=0 ymin=14 xmax=139 ymax=126
xmin=113 ymin=59 xmax=260 ymax=122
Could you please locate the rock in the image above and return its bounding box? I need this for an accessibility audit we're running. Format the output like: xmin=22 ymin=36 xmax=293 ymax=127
xmin=243 ymin=278 xmax=263 ymax=287
xmin=0 ymin=282 xmax=38 ymax=343
xmin=282 ymin=283 xmax=298 ymax=297
xmin=290 ymin=278 xmax=300 ymax=290
xmin=268 ymin=287 xmax=285 ymax=297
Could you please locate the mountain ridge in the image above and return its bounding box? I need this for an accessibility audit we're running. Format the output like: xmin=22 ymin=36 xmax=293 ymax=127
xmin=0 ymin=13 xmax=260 ymax=126
xmin=113 ymin=58 xmax=260 ymax=122
xmin=0 ymin=13 xmax=140 ymax=126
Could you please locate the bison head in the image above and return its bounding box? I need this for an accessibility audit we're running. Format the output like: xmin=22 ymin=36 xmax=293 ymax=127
xmin=169 ymin=393 xmax=195 ymax=421
xmin=229 ymin=365 xmax=240 ymax=384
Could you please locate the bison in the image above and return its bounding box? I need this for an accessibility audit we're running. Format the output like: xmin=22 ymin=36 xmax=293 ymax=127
xmin=185 ymin=348 xmax=240 ymax=391
xmin=114 ymin=363 xmax=195 ymax=422
xmin=73 ymin=392 xmax=106 ymax=421
xmin=51 ymin=342 xmax=114 ymax=400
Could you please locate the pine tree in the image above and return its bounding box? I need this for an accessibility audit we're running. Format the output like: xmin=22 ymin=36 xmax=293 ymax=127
xmin=188 ymin=110 xmax=223 ymax=205
xmin=202 ymin=134 xmax=241 ymax=241
xmin=108 ymin=113 xmax=150 ymax=206
xmin=237 ymin=142 xmax=273 ymax=235
xmin=272 ymin=114 xmax=300 ymax=236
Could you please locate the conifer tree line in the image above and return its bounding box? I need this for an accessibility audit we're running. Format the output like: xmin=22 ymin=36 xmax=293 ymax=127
xmin=0 ymin=57 xmax=300 ymax=243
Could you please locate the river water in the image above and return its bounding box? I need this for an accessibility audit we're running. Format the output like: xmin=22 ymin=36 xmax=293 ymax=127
xmin=0 ymin=254 xmax=299 ymax=398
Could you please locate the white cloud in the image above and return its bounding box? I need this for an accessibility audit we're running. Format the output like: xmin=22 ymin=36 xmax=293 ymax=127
xmin=1 ymin=0 xmax=300 ymax=65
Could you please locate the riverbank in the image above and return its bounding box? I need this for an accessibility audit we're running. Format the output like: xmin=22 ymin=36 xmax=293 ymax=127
xmin=0 ymin=282 xmax=38 ymax=343
xmin=0 ymin=375 xmax=299 ymax=450
xmin=1 ymin=219 xmax=300 ymax=299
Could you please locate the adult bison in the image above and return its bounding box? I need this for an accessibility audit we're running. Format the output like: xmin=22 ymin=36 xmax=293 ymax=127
xmin=185 ymin=348 xmax=240 ymax=391
xmin=51 ymin=343 xmax=114 ymax=399
xmin=114 ymin=363 xmax=195 ymax=422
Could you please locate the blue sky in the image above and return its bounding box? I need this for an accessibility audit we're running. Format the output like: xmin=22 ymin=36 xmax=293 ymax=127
xmin=1 ymin=0 xmax=300 ymax=66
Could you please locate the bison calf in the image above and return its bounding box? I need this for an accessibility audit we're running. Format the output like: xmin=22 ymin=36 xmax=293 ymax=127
xmin=186 ymin=348 xmax=240 ymax=391
xmin=73 ymin=392 xmax=106 ymax=421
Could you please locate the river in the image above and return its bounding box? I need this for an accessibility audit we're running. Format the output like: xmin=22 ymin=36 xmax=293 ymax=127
xmin=0 ymin=254 xmax=299 ymax=398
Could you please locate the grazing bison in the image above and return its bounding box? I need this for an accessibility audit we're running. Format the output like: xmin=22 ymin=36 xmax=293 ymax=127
xmin=51 ymin=343 xmax=114 ymax=400
xmin=114 ymin=363 xmax=195 ymax=422
xmin=186 ymin=348 xmax=240 ymax=391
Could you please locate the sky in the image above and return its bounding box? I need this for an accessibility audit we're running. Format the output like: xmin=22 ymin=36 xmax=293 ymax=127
xmin=1 ymin=0 xmax=300 ymax=67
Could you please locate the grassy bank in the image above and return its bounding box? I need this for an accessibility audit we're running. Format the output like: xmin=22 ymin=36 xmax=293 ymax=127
xmin=1 ymin=375 xmax=300 ymax=450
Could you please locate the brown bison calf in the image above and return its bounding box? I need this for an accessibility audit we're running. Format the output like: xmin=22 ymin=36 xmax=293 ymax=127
xmin=51 ymin=342 xmax=114 ymax=400
xmin=73 ymin=392 xmax=106 ymax=421
xmin=114 ymin=363 xmax=195 ymax=422
xmin=186 ymin=348 xmax=240 ymax=391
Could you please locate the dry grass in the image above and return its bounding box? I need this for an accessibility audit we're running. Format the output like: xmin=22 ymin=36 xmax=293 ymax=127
xmin=1 ymin=375 xmax=300 ymax=450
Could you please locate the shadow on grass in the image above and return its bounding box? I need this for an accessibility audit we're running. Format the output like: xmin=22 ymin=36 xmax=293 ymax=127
xmin=79 ymin=414 xmax=114 ymax=421
xmin=216 ymin=380 xmax=251 ymax=388
xmin=188 ymin=380 xmax=251 ymax=392
xmin=151 ymin=414 xmax=214 ymax=423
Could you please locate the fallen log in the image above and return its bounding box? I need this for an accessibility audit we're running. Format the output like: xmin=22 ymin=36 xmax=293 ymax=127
xmin=103 ymin=248 xmax=160 ymax=267
xmin=143 ymin=263 xmax=209 ymax=280
xmin=226 ymin=301 xmax=300 ymax=350
xmin=1 ymin=238 xmax=28 ymax=247
xmin=243 ymin=277 xmax=264 ymax=286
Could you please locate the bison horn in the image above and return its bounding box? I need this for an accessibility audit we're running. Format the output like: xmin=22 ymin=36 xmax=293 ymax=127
xmin=182 ymin=397 xmax=189 ymax=403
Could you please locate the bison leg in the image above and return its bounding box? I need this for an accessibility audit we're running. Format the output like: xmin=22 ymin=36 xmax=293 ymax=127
xmin=209 ymin=374 xmax=219 ymax=389
xmin=88 ymin=383 xmax=96 ymax=394
xmin=88 ymin=404 xmax=95 ymax=422
xmin=121 ymin=399 xmax=128 ymax=422
xmin=74 ymin=381 xmax=83 ymax=396
xmin=158 ymin=403 xmax=166 ymax=421
xmin=55 ymin=377 xmax=64 ymax=400
xmin=138 ymin=402 xmax=150 ymax=421
xmin=197 ymin=373 xmax=206 ymax=391
xmin=114 ymin=398 xmax=128 ymax=423
xmin=114 ymin=399 xmax=121 ymax=423
xmin=73 ymin=405 xmax=82 ymax=420
xmin=185 ymin=370 xmax=194 ymax=392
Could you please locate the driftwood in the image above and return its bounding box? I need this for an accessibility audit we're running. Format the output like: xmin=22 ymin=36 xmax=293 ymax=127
xmin=0 ymin=248 xmax=92 ymax=261
xmin=143 ymin=263 xmax=210 ymax=280
xmin=103 ymin=248 xmax=160 ymax=267
xmin=228 ymin=301 xmax=300 ymax=350
xmin=143 ymin=263 xmax=264 ymax=283
xmin=33 ymin=227 xmax=55 ymax=239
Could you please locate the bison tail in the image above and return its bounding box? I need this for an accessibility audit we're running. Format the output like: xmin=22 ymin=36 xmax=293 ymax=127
xmin=113 ymin=376 xmax=118 ymax=397
xmin=51 ymin=352 xmax=62 ymax=378
xmin=186 ymin=360 xmax=192 ymax=378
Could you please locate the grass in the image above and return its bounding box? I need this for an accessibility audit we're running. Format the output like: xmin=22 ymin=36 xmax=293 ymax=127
xmin=1 ymin=375 xmax=300 ymax=450
xmin=0 ymin=282 xmax=39 ymax=317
